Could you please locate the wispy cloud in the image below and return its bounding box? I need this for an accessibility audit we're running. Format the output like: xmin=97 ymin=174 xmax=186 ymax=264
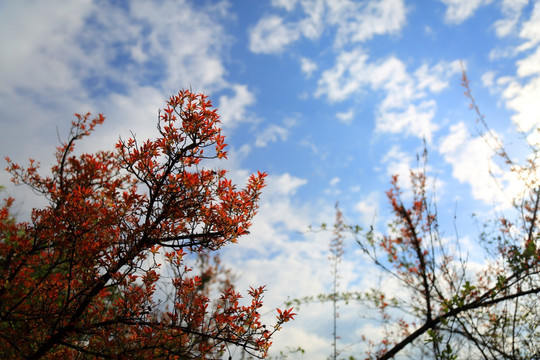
xmin=438 ymin=122 xmax=507 ymax=204
xmin=326 ymin=0 xmax=407 ymax=47
xmin=381 ymin=145 xmax=414 ymax=183
xmin=315 ymin=48 xmax=460 ymax=141
xmin=493 ymin=0 xmax=529 ymax=37
xmin=487 ymin=2 xmax=540 ymax=146
xmin=336 ymin=108 xmax=354 ymax=124
xmin=218 ymin=85 xmax=256 ymax=127
xmin=354 ymin=191 xmax=379 ymax=227
xmin=300 ymin=57 xmax=318 ymax=78
xmin=255 ymin=124 xmax=290 ymax=147
xmin=255 ymin=117 xmax=297 ymax=147
xmin=516 ymin=1 xmax=540 ymax=51
xmin=271 ymin=0 xmax=299 ymax=12
xmin=439 ymin=0 xmax=493 ymax=24
xmin=249 ymin=15 xmax=301 ymax=54
xmin=248 ymin=0 xmax=407 ymax=55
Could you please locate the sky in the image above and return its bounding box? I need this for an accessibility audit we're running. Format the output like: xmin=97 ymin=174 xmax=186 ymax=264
xmin=1 ymin=0 xmax=540 ymax=358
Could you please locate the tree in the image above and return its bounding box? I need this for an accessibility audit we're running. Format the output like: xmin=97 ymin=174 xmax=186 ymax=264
xmin=293 ymin=71 xmax=540 ymax=359
xmin=353 ymin=147 xmax=540 ymax=359
xmin=0 ymin=90 xmax=295 ymax=359
xmin=351 ymin=72 xmax=540 ymax=360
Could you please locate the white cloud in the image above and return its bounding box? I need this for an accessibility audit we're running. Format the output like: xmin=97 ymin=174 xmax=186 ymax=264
xmin=298 ymin=0 xmax=325 ymax=40
xmin=377 ymin=101 xmax=438 ymax=140
xmin=128 ymin=0 xmax=233 ymax=93
xmin=382 ymin=145 xmax=414 ymax=182
xmin=271 ymin=0 xmax=299 ymax=11
xmin=0 ymin=0 xmax=93 ymax=95
xmin=329 ymin=176 xmax=340 ymax=186
xmin=218 ymin=84 xmax=256 ymax=127
xmin=415 ymin=61 xmax=461 ymax=94
xmin=255 ymin=116 xmax=297 ymax=147
xmin=315 ymin=49 xmax=369 ymax=102
xmin=0 ymin=0 xmax=238 ymax=119
xmin=438 ymin=122 xmax=507 ymax=204
xmin=249 ymin=0 xmax=406 ymax=54
xmin=482 ymin=70 xmax=497 ymax=88
xmin=336 ymin=108 xmax=355 ymax=124
xmin=327 ymin=0 xmax=407 ymax=46
xmin=479 ymin=3 xmax=540 ymax=153
xmin=0 ymin=0 xmax=98 ymax=184
xmin=255 ymin=124 xmax=290 ymax=147
xmin=481 ymin=3 xmax=540 ymax=153
xmin=267 ymin=173 xmax=308 ymax=197
xmin=300 ymin=57 xmax=318 ymax=78
xmin=439 ymin=0 xmax=492 ymax=24
xmin=249 ymin=15 xmax=301 ymax=54
xmin=489 ymin=45 xmax=519 ymax=60
xmin=316 ymin=49 xmax=460 ymax=141
xmin=496 ymin=36 xmax=540 ymax=140
xmin=517 ymin=1 xmax=540 ymax=51
xmin=516 ymin=46 xmax=540 ymax=77
xmin=493 ymin=0 xmax=529 ymax=37
xmin=93 ymin=86 xmax=168 ymax=151
xmin=371 ymin=57 xmax=414 ymax=108
xmin=324 ymin=176 xmax=342 ymax=196
xmin=354 ymin=192 xmax=379 ymax=227
xmin=502 ymin=75 xmax=540 ymax=135
xmin=0 ymin=0 xmax=244 ymax=109
xmin=270 ymin=327 xmax=330 ymax=359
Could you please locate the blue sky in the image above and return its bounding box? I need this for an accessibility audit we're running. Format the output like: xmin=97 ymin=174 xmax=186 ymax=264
xmin=1 ymin=0 xmax=540 ymax=358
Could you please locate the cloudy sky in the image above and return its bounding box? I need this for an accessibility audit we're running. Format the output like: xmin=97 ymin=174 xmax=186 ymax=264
xmin=1 ymin=0 xmax=540 ymax=358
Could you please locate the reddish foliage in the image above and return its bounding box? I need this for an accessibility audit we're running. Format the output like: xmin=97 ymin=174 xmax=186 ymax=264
xmin=0 ymin=90 xmax=294 ymax=359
